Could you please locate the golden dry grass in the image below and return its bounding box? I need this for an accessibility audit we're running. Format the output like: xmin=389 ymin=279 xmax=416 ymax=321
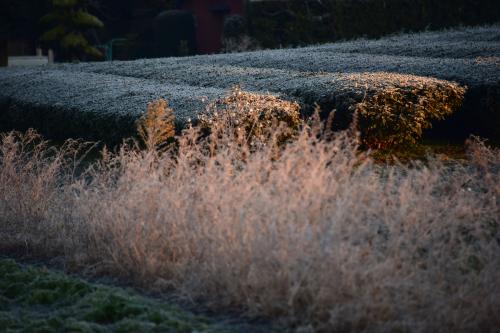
xmin=0 ymin=100 xmax=499 ymax=332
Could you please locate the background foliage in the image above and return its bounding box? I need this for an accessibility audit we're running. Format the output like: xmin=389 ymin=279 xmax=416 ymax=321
xmin=249 ymin=0 xmax=500 ymax=48
xmin=40 ymin=0 xmax=104 ymax=61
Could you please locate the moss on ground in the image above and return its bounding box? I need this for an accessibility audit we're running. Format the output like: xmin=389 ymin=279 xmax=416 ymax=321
xmin=0 ymin=258 xmax=242 ymax=333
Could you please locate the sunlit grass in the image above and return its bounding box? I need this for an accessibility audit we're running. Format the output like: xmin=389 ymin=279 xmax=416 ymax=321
xmin=1 ymin=106 xmax=498 ymax=331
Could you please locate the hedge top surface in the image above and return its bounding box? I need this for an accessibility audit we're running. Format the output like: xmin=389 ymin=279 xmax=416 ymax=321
xmin=61 ymin=61 xmax=465 ymax=105
xmin=59 ymin=24 xmax=500 ymax=87
xmin=1 ymin=58 xmax=466 ymax=130
xmin=0 ymin=68 xmax=225 ymax=123
xmin=161 ymin=51 xmax=498 ymax=87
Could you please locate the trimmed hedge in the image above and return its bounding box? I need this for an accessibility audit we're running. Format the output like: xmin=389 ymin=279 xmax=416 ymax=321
xmin=0 ymin=68 xmax=224 ymax=144
xmin=0 ymin=66 xmax=465 ymax=147
xmin=1 ymin=25 xmax=496 ymax=145
xmin=68 ymin=25 xmax=498 ymax=88
xmin=62 ymin=26 xmax=496 ymax=138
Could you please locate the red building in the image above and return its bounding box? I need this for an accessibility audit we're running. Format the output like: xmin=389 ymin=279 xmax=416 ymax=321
xmin=177 ymin=0 xmax=246 ymax=54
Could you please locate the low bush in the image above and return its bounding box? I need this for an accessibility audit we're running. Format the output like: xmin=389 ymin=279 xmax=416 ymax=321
xmin=137 ymin=99 xmax=176 ymax=150
xmin=356 ymin=80 xmax=466 ymax=148
xmin=198 ymin=87 xmax=302 ymax=148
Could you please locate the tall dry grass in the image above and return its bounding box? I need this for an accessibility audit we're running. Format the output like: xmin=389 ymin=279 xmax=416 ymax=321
xmin=0 ymin=105 xmax=499 ymax=332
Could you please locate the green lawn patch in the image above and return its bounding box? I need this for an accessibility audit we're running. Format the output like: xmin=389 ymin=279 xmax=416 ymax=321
xmin=0 ymin=258 xmax=252 ymax=333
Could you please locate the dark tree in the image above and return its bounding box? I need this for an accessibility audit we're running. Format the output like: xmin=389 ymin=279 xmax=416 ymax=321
xmin=41 ymin=0 xmax=104 ymax=61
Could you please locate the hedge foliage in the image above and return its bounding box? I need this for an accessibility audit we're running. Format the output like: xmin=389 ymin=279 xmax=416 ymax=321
xmin=62 ymin=24 xmax=496 ymax=139
xmin=199 ymin=87 xmax=303 ymax=148
xmin=0 ymin=66 xmax=465 ymax=148
xmin=249 ymin=0 xmax=500 ymax=47
xmin=356 ymin=81 xmax=465 ymax=148
xmin=310 ymin=24 xmax=500 ymax=59
xmin=1 ymin=25 xmax=496 ymax=146
xmin=0 ymin=68 xmax=223 ymax=144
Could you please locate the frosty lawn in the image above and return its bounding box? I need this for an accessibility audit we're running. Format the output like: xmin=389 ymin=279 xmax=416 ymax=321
xmin=0 ymin=258 xmax=273 ymax=333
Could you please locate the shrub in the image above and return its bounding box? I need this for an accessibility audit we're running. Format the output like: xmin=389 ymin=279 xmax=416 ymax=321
xmin=40 ymin=0 xmax=104 ymax=61
xmin=153 ymin=10 xmax=196 ymax=58
xmin=221 ymin=15 xmax=260 ymax=53
xmin=137 ymin=99 xmax=175 ymax=150
xmin=221 ymin=35 xmax=259 ymax=53
xmin=355 ymin=81 xmax=466 ymax=148
xmin=223 ymin=15 xmax=247 ymax=39
xmin=198 ymin=87 xmax=303 ymax=148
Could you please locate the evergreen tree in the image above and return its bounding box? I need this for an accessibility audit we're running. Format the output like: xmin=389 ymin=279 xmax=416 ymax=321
xmin=41 ymin=0 xmax=104 ymax=61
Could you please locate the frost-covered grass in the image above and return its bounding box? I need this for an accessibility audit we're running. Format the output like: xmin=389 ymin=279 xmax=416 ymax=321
xmin=0 ymin=258 xmax=259 ymax=333
xmin=1 ymin=123 xmax=499 ymax=332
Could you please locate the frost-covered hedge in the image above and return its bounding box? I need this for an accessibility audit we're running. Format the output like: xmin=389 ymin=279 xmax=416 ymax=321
xmin=63 ymin=25 xmax=499 ymax=89
xmin=63 ymin=25 xmax=498 ymax=139
xmin=0 ymin=69 xmax=224 ymax=143
xmin=0 ymin=66 xmax=465 ymax=147
xmin=64 ymin=61 xmax=467 ymax=108
xmin=179 ymin=50 xmax=498 ymax=139
xmin=0 ymin=25 xmax=497 ymax=143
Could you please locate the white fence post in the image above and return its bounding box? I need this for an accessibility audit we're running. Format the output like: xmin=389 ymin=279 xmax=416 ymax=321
xmin=48 ymin=49 xmax=54 ymax=64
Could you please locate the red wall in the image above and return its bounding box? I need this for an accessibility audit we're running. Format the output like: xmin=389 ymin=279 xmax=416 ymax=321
xmin=180 ymin=0 xmax=245 ymax=54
